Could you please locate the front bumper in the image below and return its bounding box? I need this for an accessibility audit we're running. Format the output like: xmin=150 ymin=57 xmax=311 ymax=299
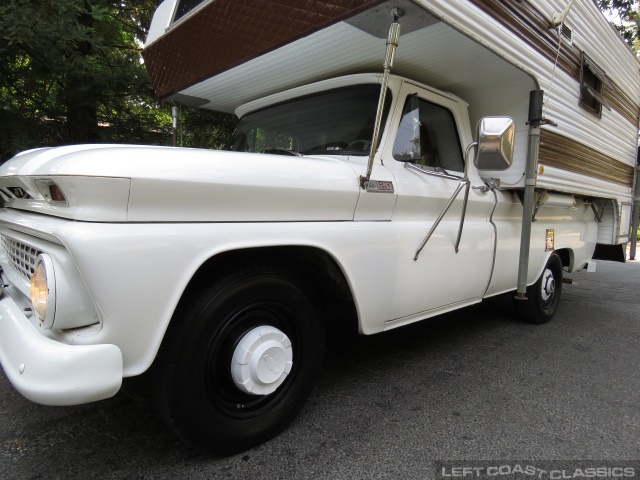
xmin=0 ymin=288 xmax=122 ymax=406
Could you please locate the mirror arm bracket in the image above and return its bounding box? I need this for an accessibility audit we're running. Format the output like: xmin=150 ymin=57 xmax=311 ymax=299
xmin=454 ymin=181 xmax=471 ymax=253
xmin=409 ymin=167 xmax=470 ymax=260
xmin=464 ymin=141 xmax=478 ymax=178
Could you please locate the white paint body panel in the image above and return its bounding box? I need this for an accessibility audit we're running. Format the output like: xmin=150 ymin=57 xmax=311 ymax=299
xmin=0 ymin=187 xmax=594 ymax=378
xmin=0 ymin=145 xmax=361 ymax=222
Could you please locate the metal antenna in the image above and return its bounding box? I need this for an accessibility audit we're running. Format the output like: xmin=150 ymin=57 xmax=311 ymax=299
xmin=360 ymin=8 xmax=403 ymax=188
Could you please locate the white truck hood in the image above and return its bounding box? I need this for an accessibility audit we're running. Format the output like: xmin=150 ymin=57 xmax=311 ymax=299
xmin=0 ymin=145 xmax=361 ymax=222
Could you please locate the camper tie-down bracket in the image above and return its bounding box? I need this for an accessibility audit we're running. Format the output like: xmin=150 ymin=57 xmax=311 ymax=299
xmin=515 ymin=90 xmax=544 ymax=300
xmin=590 ymin=199 xmax=606 ymax=223
xmin=360 ymin=8 xmax=403 ymax=189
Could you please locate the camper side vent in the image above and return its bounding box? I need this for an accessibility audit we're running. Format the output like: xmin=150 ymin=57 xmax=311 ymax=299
xmin=559 ymin=24 xmax=573 ymax=45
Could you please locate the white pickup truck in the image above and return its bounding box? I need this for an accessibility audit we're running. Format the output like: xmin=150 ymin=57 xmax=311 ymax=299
xmin=1 ymin=0 xmax=638 ymax=454
xmin=0 ymin=72 xmax=602 ymax=451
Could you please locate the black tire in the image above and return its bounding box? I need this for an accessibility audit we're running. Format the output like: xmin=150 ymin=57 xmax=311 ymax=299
xmin=155 ymin=266 xmax=324 ymax=454
xmin=514 ymin=253 xmax=563 ymax=324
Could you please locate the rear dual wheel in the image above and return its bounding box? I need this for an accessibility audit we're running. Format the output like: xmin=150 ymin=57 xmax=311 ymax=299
xmin=156 ymin=267 xmax=324 ymax=454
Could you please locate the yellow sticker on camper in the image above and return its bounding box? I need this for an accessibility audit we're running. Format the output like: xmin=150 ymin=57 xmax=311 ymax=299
xmin=545 ymin=229 xmax=555 ymax=251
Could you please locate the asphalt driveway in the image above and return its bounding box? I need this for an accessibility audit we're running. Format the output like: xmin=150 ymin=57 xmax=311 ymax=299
xmin=1 ymin=257 xmax=639 ymax=479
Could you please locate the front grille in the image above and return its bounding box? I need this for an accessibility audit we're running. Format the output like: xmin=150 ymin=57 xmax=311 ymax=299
xmin=1 ymin=235 xmax=42 ymax=281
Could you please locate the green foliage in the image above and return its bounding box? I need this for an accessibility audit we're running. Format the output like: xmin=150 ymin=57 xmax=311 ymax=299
xmin=0 ymin=0 xmax=152 ymax=158
xmin=0 ymin=0 xmax=235 ymax=161
xmin=596 ymin=0 xmax=640 ymax=47
xmin=177 ymin=108 xmax=236 ymax=150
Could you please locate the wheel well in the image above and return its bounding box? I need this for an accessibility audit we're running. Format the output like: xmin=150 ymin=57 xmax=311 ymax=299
xmin=554 ymin=248 xmax=573 ymax=270
xmin=176 ymin=246 xmax=360 ymax=343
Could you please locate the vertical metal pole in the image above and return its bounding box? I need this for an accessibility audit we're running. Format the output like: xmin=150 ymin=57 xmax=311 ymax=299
xmin=172 ymin=105 xmax=179 ymax=147
xmin=515 ymin=90 xmax=544 ymax=299
xmin=360 ymin=10 xmax=401 ymax=188
xmin=630 ymin=163 xmax=640 ymax=260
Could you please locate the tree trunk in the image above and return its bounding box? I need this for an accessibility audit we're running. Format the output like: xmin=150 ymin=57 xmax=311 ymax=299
xmin=66 ymin=4 xmax=99 ymax=143
xmin=66 ymin=90 xmax=99 ymax=143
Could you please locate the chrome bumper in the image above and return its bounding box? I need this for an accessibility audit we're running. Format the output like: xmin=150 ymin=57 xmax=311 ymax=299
xmin=0 ymin=287 xmax=122 ymax=406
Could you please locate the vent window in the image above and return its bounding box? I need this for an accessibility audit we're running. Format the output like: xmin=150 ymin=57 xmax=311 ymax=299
xmin=579 ymin=53 xmax=611 ymax=118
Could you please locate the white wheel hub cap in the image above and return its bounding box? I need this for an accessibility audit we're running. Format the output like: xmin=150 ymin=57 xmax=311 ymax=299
xmin=541 ymin=268 xmax=555 ymax=302
xmin=231 ymin=325 xmax=293 ymax=396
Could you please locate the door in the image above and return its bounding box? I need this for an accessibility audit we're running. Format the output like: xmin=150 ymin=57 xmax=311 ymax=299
xmin=384 ymin=82 xmax=496 ymax=322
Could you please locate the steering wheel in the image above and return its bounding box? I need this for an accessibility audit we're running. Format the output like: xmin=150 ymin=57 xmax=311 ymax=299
xmin=347 ymin=139 xmax=372 ymax=151
xmin=259 ymin=147 xmax=301 ymax=156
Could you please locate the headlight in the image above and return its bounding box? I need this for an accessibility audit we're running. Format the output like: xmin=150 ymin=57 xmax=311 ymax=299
xmin=29 ymin=254 xmax=56 ymax=328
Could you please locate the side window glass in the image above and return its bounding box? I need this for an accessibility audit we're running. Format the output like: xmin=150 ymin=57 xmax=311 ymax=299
xmin=392 ymin=95 xmax=464 ymax=172
xmin=579 ymin=53 xmax=610 ymax=118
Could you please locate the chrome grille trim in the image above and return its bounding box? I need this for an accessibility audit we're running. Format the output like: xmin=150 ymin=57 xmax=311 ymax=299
xmin=1 ymin=235 xmax=42 ymax=281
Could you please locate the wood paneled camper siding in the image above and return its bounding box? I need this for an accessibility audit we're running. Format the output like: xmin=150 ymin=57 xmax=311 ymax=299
xmin=467 ymin=0 xmax=638 ymax=189
xmin=468 ymin=0 xmax=639 ymax=128
xmin=143 ymin=0 xmax=383 ymax=100
xmin=539 ymin=129 xmax=635 ymax=187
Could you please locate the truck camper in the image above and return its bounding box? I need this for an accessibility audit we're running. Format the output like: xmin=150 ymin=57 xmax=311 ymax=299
xmin=0 ymin=0 xmax=638 ymax=453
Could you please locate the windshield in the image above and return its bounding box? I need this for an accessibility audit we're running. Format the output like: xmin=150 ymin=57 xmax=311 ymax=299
xmin=226 ymin=85 xmax=391 ymax=156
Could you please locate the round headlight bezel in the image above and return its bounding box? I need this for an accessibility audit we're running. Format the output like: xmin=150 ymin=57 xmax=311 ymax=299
xmin=29 ymin=254 xmax=56 ymax=329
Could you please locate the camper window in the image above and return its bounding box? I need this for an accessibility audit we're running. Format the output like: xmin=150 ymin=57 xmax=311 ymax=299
xmin=392 ymin=96 xmax=464 ymax=172
xmin=579 ymin=53 xmax=610 ymax=118
xmin=173 ymin=0 xmax=207 ymax=23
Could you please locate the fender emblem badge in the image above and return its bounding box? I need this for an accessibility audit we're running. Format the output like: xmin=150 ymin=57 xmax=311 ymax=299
xmin=366 ymin=180 xmax=394 ymax=194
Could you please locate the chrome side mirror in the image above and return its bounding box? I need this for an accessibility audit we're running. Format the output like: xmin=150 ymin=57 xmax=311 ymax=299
xmin=474 ymin=117 xmax=515 ymax=171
